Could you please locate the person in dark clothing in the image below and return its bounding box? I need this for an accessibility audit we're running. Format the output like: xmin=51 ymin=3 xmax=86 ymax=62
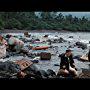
xmin=57 ymin=49 xmax=77 ymax=77
xmin=88 ymin=49 xmax=90 ymax=62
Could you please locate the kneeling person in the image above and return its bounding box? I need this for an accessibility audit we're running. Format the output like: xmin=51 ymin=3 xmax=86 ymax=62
xmin=57 ymin=49 xmax=77 ymax=77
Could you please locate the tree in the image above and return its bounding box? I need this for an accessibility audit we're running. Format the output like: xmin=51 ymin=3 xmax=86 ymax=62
xmin=41 ymin=12 xmax=52 ymax=21
xmin=65 ymin=14 xmax=73 ymax=23
xmin=56 ymin=13 xmax=64 ymax=22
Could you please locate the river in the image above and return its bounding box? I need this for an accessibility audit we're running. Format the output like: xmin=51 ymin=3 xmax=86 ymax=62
xmin=1 ymin=31 xmax=90 ymax=74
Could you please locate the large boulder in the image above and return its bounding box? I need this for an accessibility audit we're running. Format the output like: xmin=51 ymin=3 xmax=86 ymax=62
xmin=22 ymin=64 xmax=41 ymax=79
xmin=0 ymin=61 xmax=21 ymax=78
xmin=46 ymin=69 xmax=56 ymax=77
xmin=75 ymin=42 xmax=87 ymax=50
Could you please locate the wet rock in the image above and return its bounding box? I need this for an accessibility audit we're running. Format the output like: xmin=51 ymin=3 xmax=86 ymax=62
xmin=46 ymin=69 xmax=56 ymax=77
xmin=36 ymin=70 xmax=48 ymax=78
xmin=68 ymin=45 xmax=74 ymax=48
xmin=27 ymin=52 xmax=33 ymax=57
xmin=0 ymin=61 xmax=21 ymax=78
xmin=40 ymin=52 xmax=51 ymax=60
xmin=24 ymin=64 xmax=39 ymax=74
xmin=35 ymin=39 xmax=40 ymax=41
xmin=75 ymin=42 xmax=87 ymax=50
xmin=54 ymin=64 xmax=60 ymax=66
xmin=49 ymin=45 xmax=53 ymax=48
xmin=73 ymin=55 xmax=81 ymax=59
xmin=44 ymin=35 xmax=48 ymax=38
xmin=22 ymin=38 xmax=32 ymax=43
xmin=23 ymin=64 xmax=42 ymax=78
xmin=79 ymin=69 xmax=90 ymax=78
xmin=68 ymin=41 xmax=71 ymax=44
xmin=69 ymin=36 xmax=73 ymax=38
xmin=31 ymin=60 xmax=39 ymax=63
xmin=47 ymin=39 xmax=51 ymax=42
xmin=58 ymin=37 xmax=65 ymax=43
xmin=20 ymin=47 xmax=29 ymax=55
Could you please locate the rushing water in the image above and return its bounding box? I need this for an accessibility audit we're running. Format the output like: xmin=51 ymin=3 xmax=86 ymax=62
xmin=2 ymin=32 xmax=90 ymax=74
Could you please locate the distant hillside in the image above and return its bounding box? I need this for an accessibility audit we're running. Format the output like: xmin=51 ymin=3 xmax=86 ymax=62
xmin=59 ymin=12 xmax=90 ymax=19
xmin=36 ymin=12 xmax=90 ymax=19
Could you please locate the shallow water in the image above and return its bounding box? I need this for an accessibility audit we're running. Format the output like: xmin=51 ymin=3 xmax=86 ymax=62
xmin=2 ymin=32 xmax=90 ymax=74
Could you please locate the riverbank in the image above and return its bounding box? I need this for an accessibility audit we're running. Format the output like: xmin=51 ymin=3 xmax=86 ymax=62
xmin=1 ymin=29 xmax=90 ymax=33
xmin=0 ymin=31 xmax=90 ymax=78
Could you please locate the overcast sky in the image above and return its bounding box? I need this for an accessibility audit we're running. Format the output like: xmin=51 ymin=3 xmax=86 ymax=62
xmin=59 ymin=12 xmax=90 ymax=17
xmin=35 ymin=12 xmax=90 ymax=18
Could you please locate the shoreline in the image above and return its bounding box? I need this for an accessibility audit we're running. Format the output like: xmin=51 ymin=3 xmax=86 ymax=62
xmin=1 ymin=29 xmax=90 ymax=33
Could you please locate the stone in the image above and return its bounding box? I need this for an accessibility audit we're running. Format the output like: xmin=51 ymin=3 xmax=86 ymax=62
xmin=54 ymin=64 xmax=60 ymax=66
xmin=76 ymin=42 xmax=87 ymax=50
xmin=40 ymin=52 xmax=51 ymax=60
xmin=69 ymin=36 xmax=73 ymax=38
xmin=46 ymin=69 xmax=56 ymax=77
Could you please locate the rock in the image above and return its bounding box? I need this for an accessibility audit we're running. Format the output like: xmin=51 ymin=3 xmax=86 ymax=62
xmin=36 ymin=70 xmax=48 ymax=78
xmin=31 ymin=60 xmax=39 ymax=63
xmin=58 ymin=37 xmax=64 ymax=43
xmin=24 ymin=64 xmax=39 ymax=73
xmin=68 ymin=41 xmax=71 ymax=43
xmin=0 ymin=61 xmax=21 ymax=78
xmin=24 ymin=32 xmax=31 ymax=37
xmin=23 ymin=64 xmax=41 ymax=78
xmin=68 ymin=45 xmax=74 ymax=48
xmin=79 ymin=69 xmax=90 ymax=78
xmin=76 ymin=42 xmax=87 ymax=50
xmin=69 ymin=36 xmax=73 ymax=38
xmin=20 ymin=47 xmax=29 ymax=55
xmin=47 ymin=69 xmax=56 ymax=77
xmin=73 ymin=55 xmax=81 ymax=59
xmin=49 ymin=45 xmax=53 ymax=48
xmin=44 ymin=35 xmax=48 ymax=38
xmin=54 ymin=64 xmax=60 ymax=66
xmin=35 ymin=39 xmax=40 ymax=41
xmin=40 ymin=52 xmax=51 ymax=60
xmin=0 ymin=61 xmax=20 ymax=73
xmin=47 ymin=39 xmax=51 ymax=43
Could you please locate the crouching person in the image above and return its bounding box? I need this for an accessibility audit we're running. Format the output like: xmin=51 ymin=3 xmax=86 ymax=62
xmin=57 ymin=49 xmax=78 ymax=77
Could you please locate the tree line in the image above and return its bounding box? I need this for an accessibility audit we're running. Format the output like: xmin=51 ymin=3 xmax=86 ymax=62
xmin=0 ymin=12 xmax=90 ymax=31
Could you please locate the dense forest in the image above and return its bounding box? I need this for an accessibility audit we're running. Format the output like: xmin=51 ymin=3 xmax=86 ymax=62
xmin=0 ymin=12 xmax=90 ymax=31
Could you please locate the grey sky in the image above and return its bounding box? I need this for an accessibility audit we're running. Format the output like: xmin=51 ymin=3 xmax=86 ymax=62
xmin=35 ymin=12 xmax=90 ymax=18
xmin=59 ymin=12 xmax=90 ymax=18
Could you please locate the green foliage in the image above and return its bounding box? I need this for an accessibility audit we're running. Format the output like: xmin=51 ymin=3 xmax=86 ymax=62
xmin=0 ymin=12 xmax=90 ymax=31
xmin=0 ymin=17 xmax=5 ymax=30
xmin=5 ymin=18 xmax=22 ymax=29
